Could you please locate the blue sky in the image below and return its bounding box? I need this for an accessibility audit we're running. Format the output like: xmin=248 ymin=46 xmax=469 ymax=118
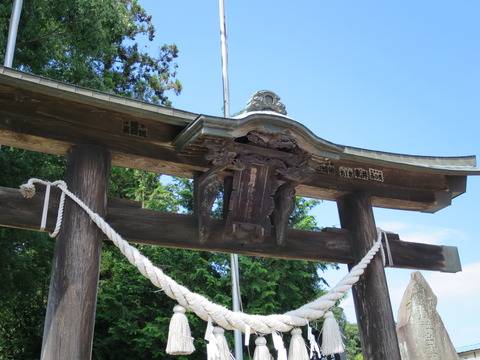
xmin=139 ymin=0 xmax=480 ymax=348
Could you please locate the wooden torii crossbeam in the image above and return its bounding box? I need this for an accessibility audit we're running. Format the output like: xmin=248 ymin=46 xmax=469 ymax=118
xmin=0 ymin=185 xmax=461 ymax=272
xmin=1 ymin=67 xmax=479 ymax=360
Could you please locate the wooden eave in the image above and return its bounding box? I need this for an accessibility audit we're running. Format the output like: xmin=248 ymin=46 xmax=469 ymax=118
xmin=174 ymin=111 xmax=479 ymax=176
xmin=0 ymin=66 xmax=197 ymax=126
xmin=1 ymin=66 xmax=479 ymax=213
xmin=341 ymin=146 xmax=478 ymax=176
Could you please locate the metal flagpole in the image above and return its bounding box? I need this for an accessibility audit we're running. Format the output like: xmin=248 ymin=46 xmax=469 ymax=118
xmin=219 ymin=0 xmax=230 ymax=118
xmin=218 ymin=1 xmax=243 ymax=359
xmin=230 ymin=253 xmax=243 ymax=359
xmin=4 ymin=0 xmax=24 ymax=67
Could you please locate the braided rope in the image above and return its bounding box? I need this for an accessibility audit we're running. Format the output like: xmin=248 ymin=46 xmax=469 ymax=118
xmin=20 ymin=178 xmax=383 ymax=335
xmin=20 ymin=178 xmax=66 ymax=238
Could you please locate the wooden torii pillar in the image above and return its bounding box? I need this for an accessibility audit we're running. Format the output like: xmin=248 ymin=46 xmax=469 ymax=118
xmin=1 ymin=68 xmax=479 ymax=360
xmin=41 ymin=145 xmax=110 ymax=359
xmin=338 ymin=193 xmax=399 ymax=359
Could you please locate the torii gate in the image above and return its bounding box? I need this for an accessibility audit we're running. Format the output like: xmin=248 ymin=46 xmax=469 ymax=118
xmin=1 ymin=66 xmax=479 ymax=360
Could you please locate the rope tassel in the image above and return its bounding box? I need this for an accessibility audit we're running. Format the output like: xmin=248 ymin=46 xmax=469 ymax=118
xmin=18 ymin=178 xmax=385 ymax=340
xmin=213 ymin=327 xmax=234 ymax=360
xmin=288 ymin=328 xmax=309 ymax=360
xmin=321 ymin=311 xmax=344 ymax=356
xmin=166 ymin=305 xmax=195 ymax=355
xmin=253 ymin=336 xmax=273 ymax=360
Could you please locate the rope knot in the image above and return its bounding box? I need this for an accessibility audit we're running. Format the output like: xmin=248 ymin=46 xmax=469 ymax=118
xmin=20 ymin=183 xmax=36 ymax=198
xmin=324 ymin=311 xmax=334 ymax=319
xmin=17 ymin=177 xmax=385 ymax=342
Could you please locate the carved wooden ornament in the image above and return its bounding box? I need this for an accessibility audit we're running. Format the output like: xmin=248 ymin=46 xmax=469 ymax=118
xmin=196 ymin=128 xmax=312 ymax=245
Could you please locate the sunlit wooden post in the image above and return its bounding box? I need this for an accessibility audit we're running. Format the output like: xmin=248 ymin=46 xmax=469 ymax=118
xmin=41 ymin=145 xmax=110 ymax=360
xmin=337 ymin=192 xmax=402 ymax=360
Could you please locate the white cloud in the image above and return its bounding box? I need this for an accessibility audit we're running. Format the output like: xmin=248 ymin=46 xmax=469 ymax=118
xmin=383 ymin=264 xmax=480 ymax=347
xmin=333 ymin=219 xmax=479 ymax=346
xmin=377 ymin=221 xmax=467 ymax=245
xmin=423 ymin=264 xmax=480 ymax=347
xmin=460 ymin=327 xmax=479 ymax=334
xmin=403 ymin=228 xmax=466 ymax=245
xmin=401 ymin=231 xmax=446 ymax=245
xmin=424 ymin=262 xmax=480 ymax=301
xmin=339 ymin=295 xmax=356 ymax=322
xmin=377 ymin=221 xmax=409 ymax=232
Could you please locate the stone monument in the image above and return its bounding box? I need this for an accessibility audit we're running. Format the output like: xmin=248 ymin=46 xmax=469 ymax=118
xmin=396 ymin=271 xmax=459 ymax=360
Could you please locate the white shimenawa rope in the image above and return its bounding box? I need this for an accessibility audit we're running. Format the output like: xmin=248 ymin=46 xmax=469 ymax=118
xmin=20 ymin=178 xmax=383 ymax=335
xmin=21 ymin=179 xmax=66 ymax=238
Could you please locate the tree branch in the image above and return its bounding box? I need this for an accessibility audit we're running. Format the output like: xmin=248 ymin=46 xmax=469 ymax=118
xmin=17 ymin=30 xmax=66 ymax=45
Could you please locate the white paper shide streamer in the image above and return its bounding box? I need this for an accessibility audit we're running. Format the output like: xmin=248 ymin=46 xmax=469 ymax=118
xmin=272 ymin=331 xmax=287 ymax=360
xmin=307 ymin=323 xmax=321 ymax=359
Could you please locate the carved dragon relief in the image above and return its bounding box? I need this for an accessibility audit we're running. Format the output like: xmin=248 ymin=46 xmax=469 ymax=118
xmin=195 ymin=130 xmax=316 ymax=246
xmin=246 ymin=129 xmax=297 ymax=150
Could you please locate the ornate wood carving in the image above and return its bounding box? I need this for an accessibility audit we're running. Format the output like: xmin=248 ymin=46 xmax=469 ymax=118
xmin=245 ymin=90 xmax=287 ymax=115
xmin=196 ymin=170 xmax=220 ymax=243
xmin=197 ymin=129 xmax=314 ymax=245
xmin=195 ymin=141 xmax=236 ymax=242
xmin=246 ymin=129 xmax=297 ymax=150
xmin=0 ymin=185 xmax=462 ymax=272
xmin=277 ymin=163 xmax=313 ymax=182
xmin=1 ymin=70 xmax=475 ymax=214
xmin=271 ymin=180 xmax=298 ymax=246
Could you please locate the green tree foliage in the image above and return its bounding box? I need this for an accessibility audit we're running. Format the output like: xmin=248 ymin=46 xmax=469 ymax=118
xmin=343 ymin=322 xmax=363 ymax=360
xmin=0 ymin=1 xmax=363 ymax=358
xmin=0 ymin=153 xmax=359 ymax=359
xmin=290 ymin=197 xmax=322 ymax=231
xmin=0 ymin=0 xmax=181 ymax=356
xmin=92 ymin=173 xmax=336 ymax=359
xmin=0 ymin=0 xmax=181 ymax=105
xmin=0 ymin=148 xmax=66 ymax=359
xmin=0 ymin=228 xmax=51 ymax=359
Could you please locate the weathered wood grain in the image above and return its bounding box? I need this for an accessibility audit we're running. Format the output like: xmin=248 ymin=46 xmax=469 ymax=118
xmin=0 ymin=81 xmax=467 ymax=212
xmin=40 ymin=145 xmax=111 ymax=360
xmin=0 ymin=186 xmax=460 ymax=272
xmin=337 ymin=192 xmax=402 ymax=360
